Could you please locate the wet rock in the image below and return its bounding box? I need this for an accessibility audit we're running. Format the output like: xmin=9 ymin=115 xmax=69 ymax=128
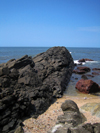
xmin=78 ymin=58 xmax=85 ymax=62
xmin=76 ymin=79 xmax=100 ymax=94
xmin=92 ymin=72 xmax=100 ymax=75
xmin=85 ymin=58 xmax=94 ymax=61
xmin=81 ymin=75 xmax=88 ymax=80
xmin=86 ymin=74 xmax=94 ymax=77
xmin=77 ymin=66 xmax=90 ymax=72
xmin=92 ymin=68 xmax=100 ymax=71
xmin=78 ymin=58 xmax=93 ymax=62
xmin=73 ymin=66 xmax=90 ymax=74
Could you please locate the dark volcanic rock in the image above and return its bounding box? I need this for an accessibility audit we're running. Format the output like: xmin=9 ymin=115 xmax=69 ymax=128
xmin=92 ymin=68 xmax=100 ymax=71
xmin=92 ymin=72 xmax=100 ymax=75
xmin=92 ymin=68 xmax=100 ymax=76
xmin=81 ymin=75 xmax=88 ymax=80
xmin=85 ymin=58 xmax=94 ymax=61
xmin=73 ymin=66 xmax=90 ymax=74
xmin=78 ymin=58 xmax=93 ymax=62
xmin=78 ymin=58 xmax=85 ymax=62
xmin=0 ymin=46 xmax=74 ymax=133
xmin=75 ymin=79 xmax=100 ymax=94
xmin=33 ymin=46 xmax=74 ymax=97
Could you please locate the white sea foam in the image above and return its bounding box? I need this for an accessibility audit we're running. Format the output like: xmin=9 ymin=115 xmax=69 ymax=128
xmin=74 ymin=60 xmax=99 ymax=65
xmin=74 ymin=60 xmax=85 ymax=65
xmin=85 ymin=61 xmax=99 ymax=63
xmin=51 ymin=124 xmax=63 ymax=133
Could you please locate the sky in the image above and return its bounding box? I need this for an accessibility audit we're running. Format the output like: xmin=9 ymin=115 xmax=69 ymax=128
xmin=0 ymin=0 xmax=100 ymax=47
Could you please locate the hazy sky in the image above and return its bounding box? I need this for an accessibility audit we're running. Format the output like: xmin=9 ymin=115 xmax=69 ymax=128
xmin=0 ymin=0 xmax=100 ymax=47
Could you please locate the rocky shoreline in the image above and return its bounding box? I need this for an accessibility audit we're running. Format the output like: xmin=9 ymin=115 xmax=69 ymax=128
xmin=0 ymin=46 xmax=100 ymax=133
xmin=0 ymin=47 xmax=74 ymax=133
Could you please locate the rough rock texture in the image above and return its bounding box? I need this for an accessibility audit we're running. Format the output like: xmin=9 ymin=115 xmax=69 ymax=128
xmin=81 ymin=103 xmax=100 ymax=118
xmin=0 ymin=47 xmax=74 ymax=133
xmin=48 ymin=100 xmax=86 ymax=133
xmin=75 ymin=79 xmax=100 ymax=94
xmin=57 ymin=100 xmax=86 ymax=126
xmin=73 ymin=66 xmax=90 ymax=74
xmin=49 ymin=100 xmax=100 ymax=133
xmin=33 ymin=47 xmax=74 ymax=98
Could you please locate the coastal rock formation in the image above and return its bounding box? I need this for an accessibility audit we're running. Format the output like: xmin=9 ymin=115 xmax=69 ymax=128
xmin=78 ymin=58 xmax=94 ymax=62
xmin=33 ymin=46 xmax=74 ymax=97
xmin=92 ymin=68 xmax=100 ymax=71
xmin=49 ymin=100 xmax=100 ymax=133
xmin=92 ymin=68 xmax=100 ymax=75
xmin=73 ymin=66 xmax=90 ymax=74
xmin=75 ymin=79 xmax=100 ymax=94
xmin=58 ymin=100 xmax=86 ymax=126
xmin=48 ymin=100 xmax=86 ymax=133
xmin=0 ymin=46 xmax=74 ymax=133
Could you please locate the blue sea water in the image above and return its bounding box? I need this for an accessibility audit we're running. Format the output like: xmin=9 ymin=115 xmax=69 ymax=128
xmin=0 ymin=47 xmax=100 ymax=64
xmin=0 ymin=47 xmax=100 ymax=96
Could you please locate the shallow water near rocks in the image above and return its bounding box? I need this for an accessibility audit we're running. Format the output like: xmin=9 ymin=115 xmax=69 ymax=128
xmin=64 ymin=61 xmax=100 ymax=98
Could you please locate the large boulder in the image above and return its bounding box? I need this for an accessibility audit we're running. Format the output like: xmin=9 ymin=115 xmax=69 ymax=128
xmin=75 ymin=79 xmax=100 ymax=94
xmin=48 ymin=100 xmax=100 ymax=133
xmin=57 ymin=100 xmax=86 ymax=126
xmin=49 ymin=100 xmax=86 ymax=133
xmin=33 ymin=46 xmax=74 ymax=97
xmin=0 ymin=47 xmax=74 ymax=133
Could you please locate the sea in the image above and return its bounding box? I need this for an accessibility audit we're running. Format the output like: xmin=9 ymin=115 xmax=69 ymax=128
xmin=0 ymin=47 xmax=100 ymax=97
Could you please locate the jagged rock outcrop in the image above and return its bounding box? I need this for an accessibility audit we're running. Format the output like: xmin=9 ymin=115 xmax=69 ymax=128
xmin=0 ymin=46 xmax=74 ymax=133
xmin=33 ymin=46 xmax=74 ymax=97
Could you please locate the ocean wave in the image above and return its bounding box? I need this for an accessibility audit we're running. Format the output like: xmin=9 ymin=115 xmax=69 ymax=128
xmin=74 ymin=60 xmax=85 ymax=65
xmin=74 ymin=60 xmax=99 ymax=65
xmin=85 ymin=61 xmax=99 ymax=63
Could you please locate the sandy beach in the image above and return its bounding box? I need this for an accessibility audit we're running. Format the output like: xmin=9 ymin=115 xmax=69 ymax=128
xmin=23 ymin=94 xmax=100 ymax=133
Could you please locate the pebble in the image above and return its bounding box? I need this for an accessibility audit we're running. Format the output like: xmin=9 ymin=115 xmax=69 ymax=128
xmin=84 ymin=97 xmax=87 ymax=100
